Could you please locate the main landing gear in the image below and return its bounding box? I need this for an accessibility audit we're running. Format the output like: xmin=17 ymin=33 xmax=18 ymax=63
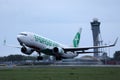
xmin=37 ymin=56 xmax=43 ymax=61
xmin=37 ymin=53 xmax=43 ymax=61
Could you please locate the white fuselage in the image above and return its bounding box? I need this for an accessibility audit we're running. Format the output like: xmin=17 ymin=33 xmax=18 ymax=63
xmin=17 ymin=32 xmax=78 ymax=59
xmin=16 ymin=31 xmax=116 ymax=60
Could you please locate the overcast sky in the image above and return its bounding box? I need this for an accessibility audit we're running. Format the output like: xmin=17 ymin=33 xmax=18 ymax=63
xmin=0 ymin=0 xmax=120 ymax=57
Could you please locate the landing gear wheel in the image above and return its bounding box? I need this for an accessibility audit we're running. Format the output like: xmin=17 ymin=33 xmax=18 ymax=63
xmin=37 ymin=56 xmax=43 ymax=61
xmin=20 ymin=42 xmax=23 ymax=46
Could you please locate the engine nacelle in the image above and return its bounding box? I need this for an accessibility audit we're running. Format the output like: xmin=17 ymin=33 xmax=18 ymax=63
xmin=53 ymin=47 xmax=64 ymax=55
xmin=21 ymin=47 xmax=33 ymax=55
xmin=52 ymin=47 xmax=65 ymax=60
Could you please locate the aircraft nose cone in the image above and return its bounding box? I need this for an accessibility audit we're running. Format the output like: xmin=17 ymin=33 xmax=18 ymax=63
xmin=17 ymin=35 xmax=24 ymax=46
xmin=17 ymin=35 xmax=22 ymax=42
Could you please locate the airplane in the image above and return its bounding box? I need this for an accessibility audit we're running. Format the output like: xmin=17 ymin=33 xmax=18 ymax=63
xmin=16 ymin=28 xmax=82 ymax=60
xmin=5 ymin=28 xmax=117 ymax=60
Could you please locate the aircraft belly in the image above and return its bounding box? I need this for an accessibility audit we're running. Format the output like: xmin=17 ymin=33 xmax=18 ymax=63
xmin=62 ymin=53 xmax=78 ymax=58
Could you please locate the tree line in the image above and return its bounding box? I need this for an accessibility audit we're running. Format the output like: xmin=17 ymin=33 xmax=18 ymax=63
xmin=0 ymin=54 xmax=36 ymax=62
xmin=0 ymin=50 xmax=120 ymax=62
xmin=114 ymin=51 xmax=120 ymax=61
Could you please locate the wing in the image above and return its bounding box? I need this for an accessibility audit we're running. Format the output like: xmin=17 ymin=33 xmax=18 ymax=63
xmin=3 ymin=39 xmax=21 ymax=48
xmin=5 ymin=45 xmax=21 ymax=48
xmin=63 ymin=38 xmax=118 ymax=52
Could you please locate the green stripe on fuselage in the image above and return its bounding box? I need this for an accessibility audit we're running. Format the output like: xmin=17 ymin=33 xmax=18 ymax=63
xmin=34 ymin=35 xmax=59 ymax=47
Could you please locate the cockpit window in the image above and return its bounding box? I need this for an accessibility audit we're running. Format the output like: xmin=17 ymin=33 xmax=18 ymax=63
xmin=20 ymin=33 xmax=27 ymax=36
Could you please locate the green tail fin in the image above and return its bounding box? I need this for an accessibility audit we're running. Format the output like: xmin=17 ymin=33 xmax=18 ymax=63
xmin=73 ymin=28 xmax=82 ymax=47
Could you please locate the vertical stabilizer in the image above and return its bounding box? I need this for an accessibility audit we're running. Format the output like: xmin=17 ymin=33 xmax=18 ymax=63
xmin=73 ymin=28 xmax=82 ymax=47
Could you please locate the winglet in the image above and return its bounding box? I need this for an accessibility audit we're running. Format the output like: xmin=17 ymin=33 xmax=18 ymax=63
xmin=110 ymin=37 xmax=118 ymax=47
xmin=3 ymin=39 xmax=6 ymax=46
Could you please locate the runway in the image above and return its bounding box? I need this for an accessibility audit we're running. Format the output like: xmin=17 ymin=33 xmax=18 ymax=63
xmin=0 ymin=64 xmax=120 ymax=69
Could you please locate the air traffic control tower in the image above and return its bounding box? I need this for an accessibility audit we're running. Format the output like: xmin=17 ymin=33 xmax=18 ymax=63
xmin=91 ymin=18 xmax=101 ymax=58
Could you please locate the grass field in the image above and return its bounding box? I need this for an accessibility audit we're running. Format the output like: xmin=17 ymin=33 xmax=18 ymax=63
xmin=0 ymin=66 xmax=120 ymax=80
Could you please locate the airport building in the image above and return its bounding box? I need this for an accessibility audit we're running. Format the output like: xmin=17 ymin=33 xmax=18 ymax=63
xmin=91 ymin=18 xmax=103 ymax=58
xmin=54 ymin=56 xmax=102 ymax=65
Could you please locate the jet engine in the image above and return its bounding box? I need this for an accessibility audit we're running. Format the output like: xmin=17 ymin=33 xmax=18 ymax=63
xmin=53 ymin=47 xmax=64 ymax=54
xmin=52 ymin=47 xmax=65 ymax=60
xmin=21 ymin=47 xmax=34 ymax=55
